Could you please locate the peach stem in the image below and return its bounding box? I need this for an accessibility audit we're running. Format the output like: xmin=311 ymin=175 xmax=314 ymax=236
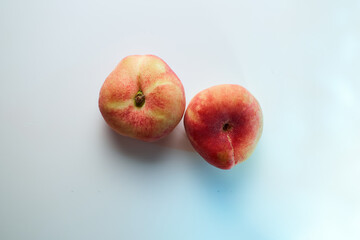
xmin=134 ymin=90 xmax=145 ymax=107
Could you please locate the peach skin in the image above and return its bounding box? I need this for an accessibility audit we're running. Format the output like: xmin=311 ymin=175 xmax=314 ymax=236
xmin=184 ymin=84 xmax=263 ymax=169
xmin=99 ymin=55 xmax=186 ymax=142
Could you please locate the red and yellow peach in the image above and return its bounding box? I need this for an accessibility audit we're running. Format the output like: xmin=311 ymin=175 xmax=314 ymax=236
xmin=184 ymin=84 xmax=263 ymax=169
xmin=99 ymin=55 xmax=186 ymax=142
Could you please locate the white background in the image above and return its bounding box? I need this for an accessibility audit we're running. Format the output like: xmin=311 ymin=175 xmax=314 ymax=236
xmin=1 ymin=0 xmax=359 ymax=239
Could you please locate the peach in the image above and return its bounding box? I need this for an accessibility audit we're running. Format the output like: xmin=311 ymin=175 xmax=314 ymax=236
xmin=99 ymin=55 xmax=186 ymax=142
xmin=184 ymin=84 xmax=263 ymax=169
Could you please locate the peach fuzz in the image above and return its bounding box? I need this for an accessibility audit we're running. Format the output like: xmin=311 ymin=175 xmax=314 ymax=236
xmin=184 ymin=84 xmax=263 ymax=170
xmin=99 ymin=55 xmax=186 ymax=142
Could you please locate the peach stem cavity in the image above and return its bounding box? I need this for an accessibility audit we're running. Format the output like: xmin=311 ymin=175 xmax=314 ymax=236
xmin=223 ymin=123 xmax=232 ymax=131
xmin=134 ymin=90 xmax=145 ymax=108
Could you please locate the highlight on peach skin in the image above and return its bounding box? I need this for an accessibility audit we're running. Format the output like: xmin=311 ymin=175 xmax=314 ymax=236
xmin=184 ymin=84 xmax=263 ymax=170
xmin=99 ymin=55 xmax=186 ymax=142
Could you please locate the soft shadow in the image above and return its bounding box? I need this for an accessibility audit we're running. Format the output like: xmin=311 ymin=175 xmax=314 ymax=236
xmin=155 ymin=120 xmax=195 ymax=152
xmin=190 ymin=143 xmax=263 ymax=213
xmin=105 ymin=125 xmax=166 ymax=164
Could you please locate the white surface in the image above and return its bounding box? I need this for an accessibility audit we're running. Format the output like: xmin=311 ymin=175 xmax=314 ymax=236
xmin=1 ymin=0 xmax=360 ymax=239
